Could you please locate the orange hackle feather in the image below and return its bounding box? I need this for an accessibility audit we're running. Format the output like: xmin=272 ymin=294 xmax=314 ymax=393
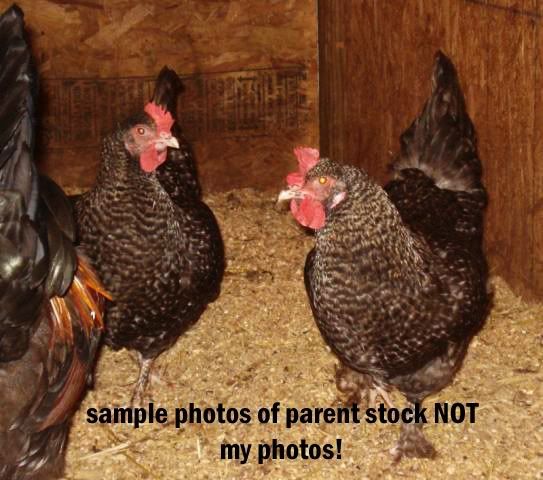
xmin=48 ymin=296 xmax=73 ymax=344
xmin=48 ymin=253 xmax=110 ymax=344
xmin=38 ymin=254 xmax=110 ymax=431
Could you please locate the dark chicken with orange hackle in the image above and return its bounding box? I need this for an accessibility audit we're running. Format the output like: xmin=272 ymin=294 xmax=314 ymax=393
xmin=0 ymin=5 xmax=109 ymax=479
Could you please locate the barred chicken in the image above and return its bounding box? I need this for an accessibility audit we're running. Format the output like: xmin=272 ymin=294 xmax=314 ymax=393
xmin=76 ymin=68 xmax=224 ymax=405
xmin=0 ymin=5 xmax=108 ymax=478
xmin=279 ymin=52 xmax=490 ymax=460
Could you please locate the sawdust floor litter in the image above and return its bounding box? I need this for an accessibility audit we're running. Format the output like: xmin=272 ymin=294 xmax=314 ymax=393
xmin=63 ymin=189 xmax=542 ymax=480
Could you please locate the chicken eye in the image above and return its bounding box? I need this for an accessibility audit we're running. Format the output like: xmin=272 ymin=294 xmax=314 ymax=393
xmin=136 ymin=127 xmax=146 ymax=135
xmin=318 ymin=176 xmax=327 ymax=185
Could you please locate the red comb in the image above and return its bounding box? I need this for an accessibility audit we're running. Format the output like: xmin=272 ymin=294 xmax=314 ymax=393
xmin=286 ymin=147 xmax=320 ymax=186
xmin=144 ymin=102 xmax=174 ymax=134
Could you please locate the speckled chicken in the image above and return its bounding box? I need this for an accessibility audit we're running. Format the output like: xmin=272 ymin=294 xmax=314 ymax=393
xmin=279 ymin=52 xmax=490 ymax=460
xmin=75 ymin=68 xmax=224 ymax=404
xmin=0 ymin=5 xmax=108 ymax=478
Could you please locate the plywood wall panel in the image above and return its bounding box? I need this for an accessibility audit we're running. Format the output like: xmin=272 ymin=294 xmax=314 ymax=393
xmin=0 ymin=0 xmax=318 ymax=192
xmin=531 ymin=13 xmax=543 ymax=296
xmin=481 ymin=3 xmax=537 ymax=293
xmin=318 ymin=0 xmax=346 ymax=163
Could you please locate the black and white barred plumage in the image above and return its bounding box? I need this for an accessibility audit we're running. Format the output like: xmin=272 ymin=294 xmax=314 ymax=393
xmin=301 ymin=52 xmax=490 ymax=459
xmin=76 ymin=68 xmax=224 ymax=404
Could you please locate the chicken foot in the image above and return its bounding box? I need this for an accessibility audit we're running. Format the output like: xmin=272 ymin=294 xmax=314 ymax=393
xmin=389 ymin=402 xmax=436 ymax=462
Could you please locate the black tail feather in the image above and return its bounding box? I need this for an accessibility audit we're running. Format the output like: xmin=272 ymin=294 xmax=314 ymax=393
xmin=151 ymin=66 xmax=183 ymax=118
xmin=152 ymin=66 xmax=203 ymax=202
xmin=393 ymin=51 xmax=483 ymax=193
xmin=0 ymin=6 xmax=38 ymax=217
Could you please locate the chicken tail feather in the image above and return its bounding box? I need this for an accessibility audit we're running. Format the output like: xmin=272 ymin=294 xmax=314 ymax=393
xmin=151 ymin=66 xmax=183 ymax=119
xmin=48 ymin=253 xmax=109 ymax=344
xmin=392 ymin=51 xmax=484 ymax=194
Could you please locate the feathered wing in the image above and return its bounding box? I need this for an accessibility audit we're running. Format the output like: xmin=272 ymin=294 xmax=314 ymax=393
xmin=0 ymin=6 xmax=108 ymax=479
xmin=39 ymin=175 xmax=77 ymax=297
xmin=153 ymin=66 xmax=202 ymax=203
xmin=0 ymin=188 xmax=45 ymax=362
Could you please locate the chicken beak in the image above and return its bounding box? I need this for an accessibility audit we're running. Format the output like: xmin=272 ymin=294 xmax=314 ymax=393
xmin=158 ymin=132 xmax=180 ymax=149
xmin=165 ymin=135 xmax=180 ymax=149
xmin=277 ymin=185 xmax=303 ymax=206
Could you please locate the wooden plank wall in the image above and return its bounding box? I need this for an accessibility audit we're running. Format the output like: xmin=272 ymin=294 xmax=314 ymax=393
xmin=319 ymin=0 xmax=543 ymax=300
xmin=0 ymin=0 xmax=318 ymax=192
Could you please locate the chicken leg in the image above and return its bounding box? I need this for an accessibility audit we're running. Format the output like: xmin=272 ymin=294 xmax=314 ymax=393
xmin=335 ymin=364 xmax=396 ymax=409
xmin=130 ymin=354 xmax=155 ymax=407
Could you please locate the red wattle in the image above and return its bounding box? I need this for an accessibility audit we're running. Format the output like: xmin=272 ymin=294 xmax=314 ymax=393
xmin=140 ymin=149 xmax=167 ymax=173
xmin=290 ymin=198 xmax=325 ymax=230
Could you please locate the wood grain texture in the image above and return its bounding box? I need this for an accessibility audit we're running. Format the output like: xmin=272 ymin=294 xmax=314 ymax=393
xmin=318 ymin=0 xmax=346 ymax=163
xmin=533 ymin=4 xmax=543 ymax=296
xmin=319 ymin=0 xmax=541 ymax=299
xmin=0 ymin=0 xmax=318 ymax=192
